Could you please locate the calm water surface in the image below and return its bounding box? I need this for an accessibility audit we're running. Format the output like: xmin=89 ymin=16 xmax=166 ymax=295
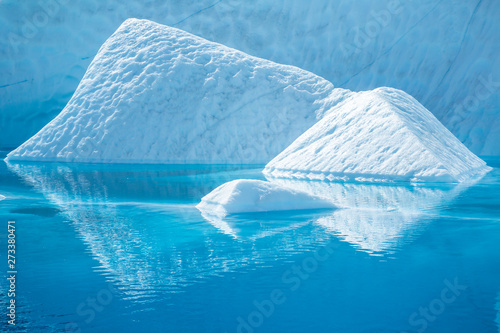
xmin=1 ymin=150 xmax=499 ymax=333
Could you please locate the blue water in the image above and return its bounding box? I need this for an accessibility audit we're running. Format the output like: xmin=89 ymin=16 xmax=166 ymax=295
xmin=1 ymin=150 xmax=499 ymax=333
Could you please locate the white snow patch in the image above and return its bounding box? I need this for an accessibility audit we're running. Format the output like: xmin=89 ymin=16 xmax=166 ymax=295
xmin=6 ymin=18 xmax=348 ymax=164
xmin=264 ymin=88 xmax=492 ymax=183
xmin=196 ymin=179 xmax=336 ymax=215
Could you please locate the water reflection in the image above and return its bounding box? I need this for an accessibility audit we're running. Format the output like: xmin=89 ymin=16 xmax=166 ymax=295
xmin=200 ymin=209 xmax=326 ymax=241
xmin=6 ymin=162 xmax=331 ymax=303
xmin=6 ymin=159 xmax=479 ymax=303
xmin=267 ymin=178 xmax=471 ymax=255
xmin=497 ymin=293 xmax=500 ymax=333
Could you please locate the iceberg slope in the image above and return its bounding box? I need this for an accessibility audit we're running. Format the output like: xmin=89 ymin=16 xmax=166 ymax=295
xmin=264 ymin=88 xmax=491 ymax=183
xmin=6 ymin=18 xmax=347 ymax=164
xmin=196 ymin=179 xmax=336 ymax=215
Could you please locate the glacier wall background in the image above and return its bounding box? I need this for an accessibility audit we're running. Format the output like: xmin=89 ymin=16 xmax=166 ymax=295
xmin=1 ymin=0 xmax=499 ymax=155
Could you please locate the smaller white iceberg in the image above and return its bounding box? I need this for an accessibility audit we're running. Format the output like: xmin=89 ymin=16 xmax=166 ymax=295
xmin=0 ymin=195 xmax=5 ymax=201
xmin=264 ymin=87 xmax=491 ymax=183
xmin=196 ymin=179 xmax=335 ymax=216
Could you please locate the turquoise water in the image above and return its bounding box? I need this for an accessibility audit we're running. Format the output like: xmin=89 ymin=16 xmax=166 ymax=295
xmin=1 ymin=150 xmax=499 ymax=333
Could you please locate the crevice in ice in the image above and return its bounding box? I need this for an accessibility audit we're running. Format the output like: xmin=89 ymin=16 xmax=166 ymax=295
xmin=0 ymin=79 xmax=28 ymax=89
xmin=173 ymin=0 xmax=223 ymax=27
xmin=435 ymin=0 xmax=483 ymax=91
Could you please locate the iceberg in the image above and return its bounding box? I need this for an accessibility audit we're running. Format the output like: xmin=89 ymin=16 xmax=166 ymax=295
xmin=0 ymin=194 xmax=5 ymax=201
xmin=264 ymin=88 xmax=492 ymax=183
xmin=6 ymin=18 xmax=348 ymax=164
xmin=2 ymin=1 xmax=499 ymax=155
xmin=196 ymin=179 xmax=336 ymax=215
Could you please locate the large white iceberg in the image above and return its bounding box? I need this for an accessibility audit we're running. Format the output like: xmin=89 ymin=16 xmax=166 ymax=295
xmin=2 ymin=1 xmax=499 ymax=156
xmin=264 ymin=88 xmax=492 ymax=183
xmin=6 ymin=19 xmax=348 ymax=164
xmin=196 ymin=179 xmax=335 ymax=215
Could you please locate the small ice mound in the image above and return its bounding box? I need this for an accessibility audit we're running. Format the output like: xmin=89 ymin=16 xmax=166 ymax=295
xmin=6 ymin=18 xmax=349 ymax=164
xmin=0 ymin=195 xmax=5 ymax=201
xmin=264 ymin=87 xmax=492 ymax=183
xmin=196 ymin=179 xmax=336 ymax=216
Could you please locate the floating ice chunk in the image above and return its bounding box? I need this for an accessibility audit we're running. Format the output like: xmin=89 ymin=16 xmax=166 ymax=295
xmin=6 ymin=18 xmax=348 ymax=164
xmin=264 ymin=88 xmax=492 ymax=183
xmin=0 ymin=195 xmax=5 ymax=201
xmin=196 ymin=179 xmax=336 ymax=215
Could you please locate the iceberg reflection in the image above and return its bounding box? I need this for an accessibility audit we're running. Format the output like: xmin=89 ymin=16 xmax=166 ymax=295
xmin=7 ymin=162 xmax=332 ymax=302
xmin=199 ymin=209 xmax=328 ymax=242
xmin=267 ymin=178 xmax=471 ymax=255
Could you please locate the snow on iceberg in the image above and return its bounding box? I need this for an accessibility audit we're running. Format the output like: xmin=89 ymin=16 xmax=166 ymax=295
xmin=2 ymin=1 xmax=500 ymax=155
xmin=196 ymin=179 xmax=336 ymax=215
xmin=6 ymin=18 xmax=348 ymax=164
xmin=264 ymin=88 xmax=492 ymax=183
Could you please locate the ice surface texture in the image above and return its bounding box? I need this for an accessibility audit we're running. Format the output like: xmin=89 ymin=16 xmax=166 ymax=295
xmin=196 ymin=179 xmax=336 ymax=215
xmin=1 ymin=1 xmax=499 ymax=155
xmin=6 ymin=19 xmax=348 ymax=163
xmin=264 ymin=88 xmax=491 ymax=183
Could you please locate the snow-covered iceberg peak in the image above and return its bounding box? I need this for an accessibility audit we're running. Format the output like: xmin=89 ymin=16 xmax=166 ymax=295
xmin=264 ymin=88 xmax=492 ymax=183
xmin=6 ymin=18 xmax=348 ymax=164
xmin=196 ymin=179 xmax=336 ymax=216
